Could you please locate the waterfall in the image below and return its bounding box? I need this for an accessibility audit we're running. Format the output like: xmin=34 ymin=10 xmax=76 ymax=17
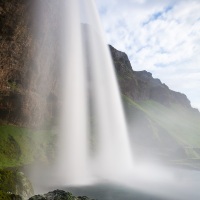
xmin=32 ymin=0 xmax=133 ymax=186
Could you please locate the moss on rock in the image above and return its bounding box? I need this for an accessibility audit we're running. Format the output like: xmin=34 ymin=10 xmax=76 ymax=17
xmin=0 ymin=169 xmax=33 ymax=200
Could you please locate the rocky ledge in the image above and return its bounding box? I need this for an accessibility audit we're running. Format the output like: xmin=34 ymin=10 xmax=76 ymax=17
xmin=29 ymin=190 xmax=94 ymax=200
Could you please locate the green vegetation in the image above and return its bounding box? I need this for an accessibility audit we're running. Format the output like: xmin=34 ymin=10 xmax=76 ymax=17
xmin=138 ymin=100 xmax=200 ymax=148
xmin=0 ymin=170 xmax=22 ymax=196
xmin=0 ymin=125 xmax=56 ymax=169
xmin=0 ymin=125 xmax=56 ymax=198
xmin=0 ymin=190 xmax=19 ymax=200
xmin=7 ymin=81 xmax=18 ymax=92
xmin=122 ymin=95 xmax=200 ymax=168
xmin=0 ymin=169 xmax=34 ymax=199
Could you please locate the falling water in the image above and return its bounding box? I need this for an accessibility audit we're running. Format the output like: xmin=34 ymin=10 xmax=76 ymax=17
xmin=32 ymin=0 xmax=133 ymax=186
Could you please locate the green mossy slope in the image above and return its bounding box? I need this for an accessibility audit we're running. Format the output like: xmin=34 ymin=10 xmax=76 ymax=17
xmin=0 ymin=125 xmax=55 ymax=199
xmin=123 ymin=95 xmax=200 ymax=169
xmin=0 ymin=125 xmax=56 ymax=169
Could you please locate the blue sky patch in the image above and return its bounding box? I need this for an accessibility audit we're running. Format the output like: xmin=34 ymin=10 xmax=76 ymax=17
xmin=142 ymin=5 xmax=173 ymax=26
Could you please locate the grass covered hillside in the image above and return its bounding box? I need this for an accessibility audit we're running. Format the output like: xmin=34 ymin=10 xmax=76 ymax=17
xmin=0 ymin=125 xmax=56 ymax=170
xmin=122 ymin=86 xmax=200 ymax=169
xmin=124 ymin=96 xmax=200 ymax=167
xmin=109 ymin=45 xmax=200 ymax=169
xmin=0 ymin=125 xmax=56 ymax=199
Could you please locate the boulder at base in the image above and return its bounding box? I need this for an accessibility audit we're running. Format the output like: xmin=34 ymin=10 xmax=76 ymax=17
xmin=29 ymin=190 xmax=94 ymax=200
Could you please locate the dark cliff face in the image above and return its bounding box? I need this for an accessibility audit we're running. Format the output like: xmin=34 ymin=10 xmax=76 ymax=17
xmin=109 ymin=45 xmax=198 ymax=111
xmin=0 ymin=0 xmax=60 ymax=126
xmin=0 ymin=0 xmax=31 ymax=124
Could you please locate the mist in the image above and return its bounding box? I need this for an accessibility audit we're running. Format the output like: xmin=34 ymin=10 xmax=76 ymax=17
xmin=22 ymin=0 xmax=200 ymax=199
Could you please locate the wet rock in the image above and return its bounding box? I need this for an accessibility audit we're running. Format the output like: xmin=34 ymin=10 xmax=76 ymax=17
xmin=0 ymin=191 xmax=22 ymax=200
xmin=16 ymin=171 xmax=34 ymax=200
xmin=77 ymin=196 xmax=91 ymax=200
xmin=44 ymin=190 xmax=75 ymax=200
xmin=29 ymin=195 xmax=46 ymax=200
xmin=0 ymin=169 xmax=34 ymax=200
xmin=29 ymin=190 xmax=94 ymax=200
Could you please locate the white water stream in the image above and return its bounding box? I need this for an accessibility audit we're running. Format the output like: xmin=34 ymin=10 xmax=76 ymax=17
xmin=56 ymin=0 xmax=133 ymax=185
xmin=29 ymin=2 xmax=200 ymax=199
xmin=32 ymin=0 xmax=133 ymax=186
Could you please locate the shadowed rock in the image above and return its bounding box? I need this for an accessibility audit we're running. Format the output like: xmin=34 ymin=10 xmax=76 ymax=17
xmin=109 ymin=45 xmax=199 ymax=112
xmin=29 ymin=190 xmax=94 ymax=200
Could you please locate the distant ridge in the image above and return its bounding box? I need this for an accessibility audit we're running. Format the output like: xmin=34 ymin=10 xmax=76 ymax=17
xmin=109 ymin=45 xmax=199 ymax=113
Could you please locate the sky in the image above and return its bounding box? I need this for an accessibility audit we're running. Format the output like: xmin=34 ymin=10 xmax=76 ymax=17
xmin=95 ymin=0 xmax=200 ymax=110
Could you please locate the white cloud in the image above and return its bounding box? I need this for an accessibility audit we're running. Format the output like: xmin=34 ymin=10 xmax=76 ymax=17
xmin=95 ymin=0 xmax=200 ymax=110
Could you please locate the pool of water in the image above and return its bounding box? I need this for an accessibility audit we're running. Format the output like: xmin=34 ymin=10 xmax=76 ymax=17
xmin=65 ymin=168 xmax=200 ymax=200
xmin=33 ymin=168 xmax=200 ymax=200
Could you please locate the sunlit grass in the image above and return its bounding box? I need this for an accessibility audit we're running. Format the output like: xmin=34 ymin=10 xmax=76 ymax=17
xmin=122 ymin=95 xmax=200 ymax=165
xmin=0 ymin=125 xmax=56 ymax=169
xmin=139 ymin=100 xmax=200 ymax=147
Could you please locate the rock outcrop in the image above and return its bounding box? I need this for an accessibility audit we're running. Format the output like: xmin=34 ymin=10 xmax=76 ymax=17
xmin=29 ymin=190 xmax=93 ymax=200
xmin=109 ymin=45 xmax=198 ymax=112
xmin=0 ymin=169 xmax=34 ymax=200
xmin=0 ymin=0 xmax=60 ymax=127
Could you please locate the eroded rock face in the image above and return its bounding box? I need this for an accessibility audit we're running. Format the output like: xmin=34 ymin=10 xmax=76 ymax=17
xmin=0 ymin=0 xmax=32 ymax=125
xmin=0 ymin=0 xmax=60 ymax=127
